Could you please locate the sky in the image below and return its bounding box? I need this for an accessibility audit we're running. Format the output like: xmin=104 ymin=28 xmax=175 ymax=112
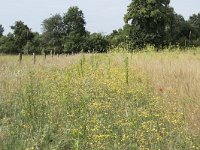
xmin=0 ymin=0 xmax=200 ymax=35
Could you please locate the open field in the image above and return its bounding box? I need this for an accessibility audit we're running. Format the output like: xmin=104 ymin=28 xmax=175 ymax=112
xmin=0 ymin=51 xmax=200 ymax=149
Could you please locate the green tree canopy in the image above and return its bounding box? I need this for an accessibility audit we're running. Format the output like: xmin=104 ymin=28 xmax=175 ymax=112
xmin=0 ymin=24 xmax=4 ymax=37
xmin=108 ymin=27 xmax=130 ymax=50
xmin=63 ymin=6 xmax=86 ymax=36
xmin=0 ymin=33 xmax=16 ymax=54
xmin=188 ymin=13 xmax=200 ymax=38
xmin=87 ymin=33 xmax=109 ymax=52
xmin=124 ymin=0 xmax=173 ymax=49
xmin=189 ymin=13 xmax=200 ymax=32
xmin=11 ymin=21 xmax=34 ymax=53
xmin=188 ymin=13 xmax=200 ymax=46
xmin=23 ymin=32 xmax=42 ymax=54
xmin=63 ymin=6 xmax=87 ymax=53
xmin=42 ymin=14 xmax=64 ymax=54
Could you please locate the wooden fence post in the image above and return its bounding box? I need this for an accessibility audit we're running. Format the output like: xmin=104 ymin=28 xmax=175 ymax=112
xmin=19 ymin=53 xmax=22 ymax=64
xmin=33 ymin=53 xmax=36 ymax=64
xmin=51 ymin=50 xmax=53 ymax=58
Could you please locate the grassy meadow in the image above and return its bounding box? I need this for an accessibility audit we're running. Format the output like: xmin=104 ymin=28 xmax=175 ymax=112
xmin=0 ymin=50 xmax=200 ymax=149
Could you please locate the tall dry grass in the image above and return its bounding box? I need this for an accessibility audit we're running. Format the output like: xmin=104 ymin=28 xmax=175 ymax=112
xmin=0 ymin=52 xmax=200 ymax=149
xmin=128 ymin=52 xmax=200 ymax=136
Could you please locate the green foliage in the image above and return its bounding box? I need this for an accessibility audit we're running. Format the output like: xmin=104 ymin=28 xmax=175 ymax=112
xmin=164 ymin=13 xmax=200 ymax=47
xmin=41 ymin=6 xmax=87 ymax=54
xmin=23 ymin=32 xmax=42 ymax=54
xmin=0 ymin=24 xmax=4 ymax=37
xmin=11 ymin=21 xmax=34 ymax=52
xmin=0 ymin=23 xmax=41 ymax=54
xmin=124 ymin=0 xmax=173 ymax=49
xmin=63 ymin=6 xmax=86 ymax=36
xmin=64 ymin=32 xmax=85 ymax=53
xmin=63 ymin=6 xmax=87 ymax=53
xmin=188 ymin=13 xmax=200 ymax=46
xmin=189 ymin=13 xmax=200 ymax=36
xmin=0 ymin=34 xmax=16 ymax=54
xmin=1 ymin=4 xmax=200 ymax=54
xmin=108 ymin=29 xmax=128 ymax=50
xmin=86 ymin=33 xmax=109 ymax=52
xmin=42 ymin=14 xmax=64 ymax=54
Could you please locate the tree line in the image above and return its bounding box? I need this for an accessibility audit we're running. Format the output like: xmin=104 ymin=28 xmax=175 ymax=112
xmin=0 ymin=0 xmax=200 ymax=54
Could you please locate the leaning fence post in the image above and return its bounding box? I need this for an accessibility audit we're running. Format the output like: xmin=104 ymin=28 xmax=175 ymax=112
xmin=19 ymin=53 xmax=22 ymax=64
xmin=124 ymin=56 xmax=129 ymax=85
xmin=33 ymin=53 xmax=36 ymax=64
xmin=51 ymin=50 xmax=53 ymax=58
xmin=44 ymin=52 xmax=46 ymax=59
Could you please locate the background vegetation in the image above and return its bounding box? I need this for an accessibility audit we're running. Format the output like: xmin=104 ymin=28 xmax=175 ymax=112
xmin=0 ymin=0 xmax=200 ymax=54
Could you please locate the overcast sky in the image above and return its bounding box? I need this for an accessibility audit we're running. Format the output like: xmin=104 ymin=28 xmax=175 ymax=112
xmin=0 ymin=0 xmax=200 ymax=35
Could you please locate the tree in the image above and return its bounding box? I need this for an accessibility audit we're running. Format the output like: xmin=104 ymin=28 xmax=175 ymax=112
xmin=108 ymin=28 xmax=130 ymax=50
xmin=124 ymin=0 xmax=173 ymax=49
xmin=188 ymin=13 xmax=200 ymax=46
xmin=63 ymin=6 xmax=86 ymax=36
xmin=189 ymin=13 xmax=200 ymax=35
xmin=0 ymin=33 xmax=16 ymax=54
xmin=0 ymin=24 xmax=4 ymax=37
xmin=11 ymin=21 xmax=34 ymax=53
xmin=63 ymin=6 xmax=87 ymax=53
xmin=23 ymin=32 xmax=42 ymax=54
xmin=166 ymin=14 xmax=186 ymax=45
xmin=64 ymin=32 xmax=86 ymax=53
xmin=42 ymin=14 xmax=64 ymax=54
xmin=165 ymin=13 xmax=198 ymax=47
xmin=87 ymin=33 xmax=109 ymax=52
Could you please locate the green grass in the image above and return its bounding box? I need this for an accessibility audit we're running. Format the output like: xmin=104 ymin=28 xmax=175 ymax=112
xmin=0 ymin=53 xmax=200 ymax=149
